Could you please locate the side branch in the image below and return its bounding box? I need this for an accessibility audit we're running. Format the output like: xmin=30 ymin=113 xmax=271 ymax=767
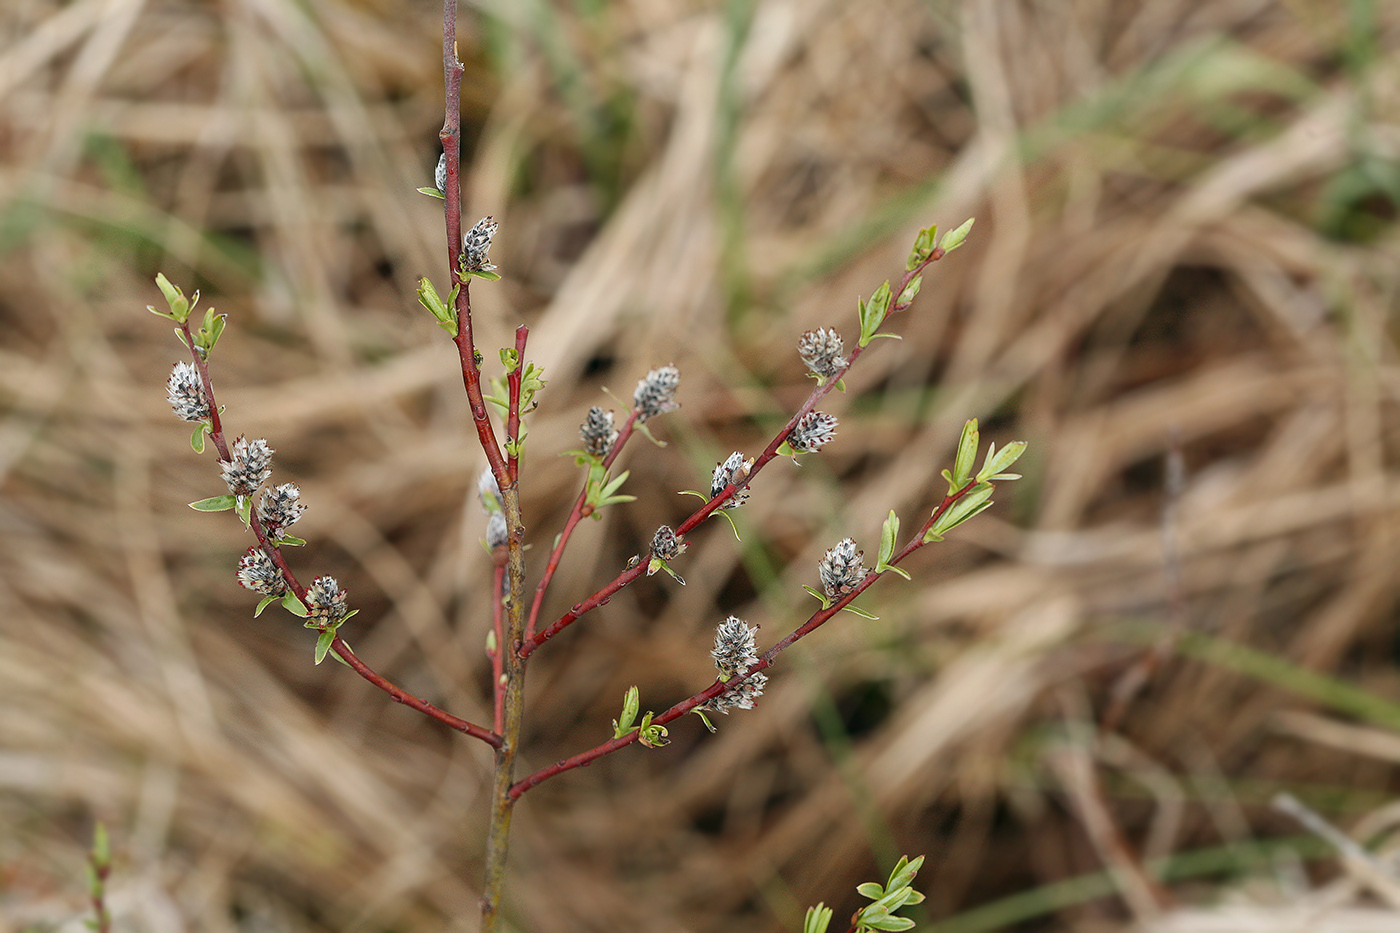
xmin=177 ymin=316 xmax=499 ymax=750
xmin=523 ymin=408 xmax=641 ymax=643
xmin=510 ymin=479 xmax=982 ymax=795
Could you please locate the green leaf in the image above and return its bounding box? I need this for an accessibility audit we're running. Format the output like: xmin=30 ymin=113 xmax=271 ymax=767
xmin=952 ymin=419 xmax=980 ymax=488
xmin=803 ymin=584 xmax=833 ymax=608
xmin=500 ymin=347 xmax=520 ymax=372
xmin=841 ymin=603 xmax=880 ymax=620
xmin=864 ymin=917 xmax=914 ymax=932
xmin=416 ymin=185 xmax=447 ymax=199
xmin=190 ymin=422 xmax=207 ymax=454
xmin=652 ymin=559 xmax=686 ymax=586
xmin=189 ymin=494 xmax=236 ymax=511
xmin=906 ymin=225 xmax=937 ymax=271
xmin=314 ymin=629 xmax=336 ymax=665
xmin=804 ymin=904 xmax=834 ymax=933
xmin=254 ymin=594 xmax=279 ymax=617
xmin=469 ymin=268 xmax=502 ymax=282
xmin=277 ymin=535 xmax=306 ymax=547
xmin=889 ymin=855 xmax=924 ymax=889
xmin=929 ymin=483 xmax=995 ymax=538
xmin=879 ymin=511 xmax=899 ymax=567
xmin=857 ymin=281 xmax=894 ymax=347
xmin=692 ymin=708 xmax=717 ymax=733
xmin=155 ymin=273 xmax=190 ymax=321
xmin=879 ymin=563 xmax=911 ymax=582
xmin=613 ymin=686 xmax=640 ymax=735
xmin=895 ymin=274 xmax=921 ymax=310
xmin=939 ymin=217 xmax=975 ymax=253
xmin=637 ymin=712 xmax=669 ymax=748
xmin=281 ymin=590 xmax=308 ymax=618
xmin=977 ymin=439 xmax=1028 ymax=483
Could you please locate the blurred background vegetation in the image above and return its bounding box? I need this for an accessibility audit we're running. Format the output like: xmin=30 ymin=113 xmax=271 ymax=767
xmin=3 ymin=0 xmax=1400 ymax=930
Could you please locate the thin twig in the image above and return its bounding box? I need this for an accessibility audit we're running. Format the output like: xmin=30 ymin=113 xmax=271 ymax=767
xmin=523 ymin=408 xmax=640 ymax=643
xmin=176 ymin=316 xmax=499 ymax=748
xmin=509 ymin=476 xmax=979 ymax=797
xmin=506 ymin=325 xmax=528 ymax=484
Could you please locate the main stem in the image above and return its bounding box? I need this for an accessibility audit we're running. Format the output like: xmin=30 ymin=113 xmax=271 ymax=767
xmin=480 ymin=485 xmax=527 ymax=928
xmin=439 ymin=3 xmax=527 ymax=926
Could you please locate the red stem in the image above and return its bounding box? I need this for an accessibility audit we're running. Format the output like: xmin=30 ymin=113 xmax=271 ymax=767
xmin=505 ymin=326 xmax=528 ymax=484
xmin=523 ymin=409 xmax=640 ymax=643
xmin=333 ymin=635 xmax=501 ymax=746
xmin=510 ymin=478 xmax=980 ymax=796
xmin=440 ymin=31 xmax=509 ymax=491
xmin=177 ymin=318 xmax=499 ymax=748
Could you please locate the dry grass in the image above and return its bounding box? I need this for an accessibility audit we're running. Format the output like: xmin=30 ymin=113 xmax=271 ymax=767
xmin=4 ymin=0 xmax=1400 ymax=930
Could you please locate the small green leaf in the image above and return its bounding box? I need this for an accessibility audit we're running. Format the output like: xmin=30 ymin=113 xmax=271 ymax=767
xmin=189 ymin=494 xmax=236 ymax=511
xmin=865 ymin=917 xmax=914 ymax=932
xmin=190 ymin=422 xmax=207 ymax=453
xmin=803 ymin=584 xmax=833 ymax=608
xmin=416 ymin=185 xmax=446 ymax=199
xmin=930 ymin=483 xmax=995 ymax=538
xmin=857 ymin=281 xmax=894 ymax=347
xmin=692 ymin=708 xmax=717 ymax=733
xmin=888 ymin=855 xmax=923 ymax=890
xmin=939 ymin=217 xmax=975 ymax=253
xmin=470 ymin=268 xmax=502 ymax=282
xmin=841 ymin=603 xmax=880 ymax=620
xmin=314 ymin=629 xmax=336 ymax=664
xmin=282 ymin=590 xmax=308 ymax=618
xmin=906 ymin=225 xmax=937 ymax=271
xmin=617 ymin=686 xmax=640 ymax=733
xmin=637 ymin=712 xmax=669 ymax=748
xmin=804 ymin=904 xmax=833 ymax=933
xmin=895 ymin=274 xmax=921 ymax=309
xmin=155 ymin=273 xmax=190 ymax=321
xmin=500 ymin=347 xmax=520 ymax=372
xmin=652 ymin=560 xmax=686 ymax=586
xmin=254 ymin=594 xmax=279 ymax=617
xmin=951 ymin=419 xmax=980 ymax=488
xmin=977 ymin=439 xmax=1028 ymax=483
xmin=277 ymin=534 xmax=306 ymax=547
xmin=857 ymin=882 xmax=885 ymax=900
xmin=879 ymin=511 xmax=899 ymax=567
